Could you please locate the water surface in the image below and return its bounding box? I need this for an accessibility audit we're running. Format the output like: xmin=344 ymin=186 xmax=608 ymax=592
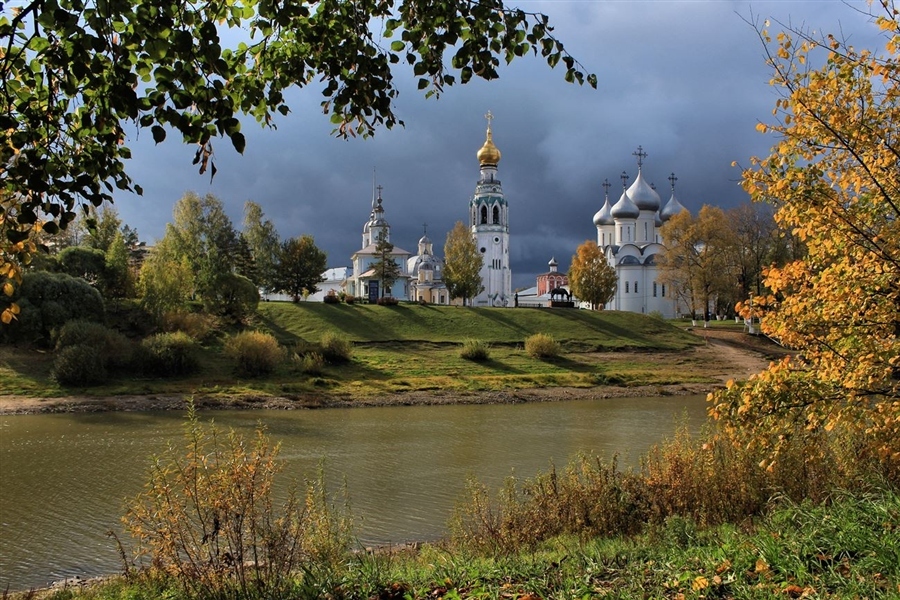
xmin=0 ymin=395 xmax=708 ymax=591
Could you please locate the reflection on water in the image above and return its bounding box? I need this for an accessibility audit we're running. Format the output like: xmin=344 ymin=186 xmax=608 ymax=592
xmin=0 ymin=395 xmax=707 ymax=591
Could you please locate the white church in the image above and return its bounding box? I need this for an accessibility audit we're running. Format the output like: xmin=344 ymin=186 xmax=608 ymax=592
xmin=592 ymin=147 xmax=685 ymax=318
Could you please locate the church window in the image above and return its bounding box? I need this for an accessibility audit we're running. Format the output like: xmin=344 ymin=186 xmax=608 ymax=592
xmin=480 ymin=206 xmax=488 ymax=224
xmin=493 ymin=206 xmax=500 ymax=224
xmin=644 ymin=222 xmax=648 ymax=240
xmin=634 ymin=281 xmax=638 ymax=294
xmin=653 ymin=282 xmax=657 ymax=297
xmin=625 ymin=281 xmax=629 ymax=293
xmin=661 ymin=284 xmax=666 ymax=297
xmin=619 ymin=226 xmax=623 ymax=241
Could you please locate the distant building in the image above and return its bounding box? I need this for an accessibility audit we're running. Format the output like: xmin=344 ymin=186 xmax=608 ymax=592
xmin=536 ymin=257 xmax=568 ymax=296
xmin=407 ymin=230 xmax=450 ymax=304
xmin=592 ymin=147 xmax=685 ymax=317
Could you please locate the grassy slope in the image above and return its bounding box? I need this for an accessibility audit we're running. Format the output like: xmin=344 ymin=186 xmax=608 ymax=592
xmin=254 ymin=302 xmax=697 ymax=350
xmin=0 ymin=304 xmax=704 ymax=399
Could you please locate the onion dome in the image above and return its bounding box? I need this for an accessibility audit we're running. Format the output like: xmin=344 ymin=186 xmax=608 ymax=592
xmin=611 ymin=189 xmax=639 ymax=220
xmin=660 ymin=192 xmax=686 ymax=221
xmin=593 ymin=197 xmax=614 ymax=226
xmin=548 ymin=256 xmax=558 ymax=268
xmin=477 ymin=112 xmax=501 ymax=165
xmin=655 ymin=211 xmax=663 ymax=227
xmin=627 ymin=169 xmax=661 ymax=211
xmin=660 ymin=173 xmax=686 ymax=221
xmin=419 ymin=234 xmax=431 ymax=246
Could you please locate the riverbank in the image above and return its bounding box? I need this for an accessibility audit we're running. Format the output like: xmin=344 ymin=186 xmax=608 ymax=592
xmin=0 ymin=329 xmax=785 ymax=415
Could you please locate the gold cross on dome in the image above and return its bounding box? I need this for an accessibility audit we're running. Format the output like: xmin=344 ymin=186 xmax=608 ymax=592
xmin=485 ymin=110 xmax=494 ymax=129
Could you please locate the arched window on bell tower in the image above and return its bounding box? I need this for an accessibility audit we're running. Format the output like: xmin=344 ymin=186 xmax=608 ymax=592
xmin=492 ymin=205 xmax=500 ymax=224
xmin=481 ymin=205 xmax=488 ymax=224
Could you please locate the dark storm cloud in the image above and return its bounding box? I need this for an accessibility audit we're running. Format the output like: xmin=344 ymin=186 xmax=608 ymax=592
xmin=111 ymin=1 xmax=878 ymax=290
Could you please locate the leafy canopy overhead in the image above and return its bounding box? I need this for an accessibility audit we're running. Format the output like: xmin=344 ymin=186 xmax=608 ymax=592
xmin=1 ymin=0 xmax=595 ymax=238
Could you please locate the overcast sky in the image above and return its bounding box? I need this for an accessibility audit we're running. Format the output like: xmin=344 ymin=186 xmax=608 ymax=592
xmin=110 ymin=0 xmax=883 ymax=290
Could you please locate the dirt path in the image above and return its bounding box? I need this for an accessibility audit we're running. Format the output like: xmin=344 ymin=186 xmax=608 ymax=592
xmin=0 ymin=329 xmax=788 ymax=416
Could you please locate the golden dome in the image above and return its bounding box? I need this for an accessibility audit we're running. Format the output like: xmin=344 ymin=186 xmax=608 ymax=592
xmin=476 ymin=112 xmax=501 ymax=165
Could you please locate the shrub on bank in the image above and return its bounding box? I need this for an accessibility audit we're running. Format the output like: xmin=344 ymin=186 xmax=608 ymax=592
xmin=320 ymin=332 xmax=353 ymax=364
xmin=224 ymin=331 xmax=283 ymax=376
xmin=139 ymin=332 xmax=199 ymax=377
xmin=376 ymin=296 xmax=399 ymax=306
xmin=460 ymin=338 xmax=491 ymax=362
xmin=525 ymin=333 xmax=560 ymax=359
xmin=55 ymin=320 xmax=133 ymax=369
xmin=52 ymin=344 xmax=108 ymax=386
xmin=160 ymin=310 xmax=219 ymax=342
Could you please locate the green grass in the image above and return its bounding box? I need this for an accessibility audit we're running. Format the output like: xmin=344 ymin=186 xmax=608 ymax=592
xmin=255 ymin=302 xmax=698 ymax=350
xmin=0 ymin=304 xmax=707 ymax=399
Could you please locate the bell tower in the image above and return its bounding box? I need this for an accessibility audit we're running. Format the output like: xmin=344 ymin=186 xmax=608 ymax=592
xmin=470 ymin=111 xmax=511 ymax=306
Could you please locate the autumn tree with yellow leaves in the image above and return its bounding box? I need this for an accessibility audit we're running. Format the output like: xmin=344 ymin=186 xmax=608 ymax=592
xmin=712 ymin=1 xmax=900 ymax=472
xmin=568 ymin=240 xmax=617 ymax=310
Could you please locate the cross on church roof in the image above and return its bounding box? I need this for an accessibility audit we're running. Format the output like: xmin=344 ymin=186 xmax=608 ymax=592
xmin=633 ymin=145 xmax=647 ymax=169
xmin=602 ymin=178 xmax=611 ymax=197
xmin=621 ymin=171 xmax=630 ymax=189
xmin=485 ymin=110 xmax=493 ymax=129
xmin=376 ymin=184 xmax=383 ymax=197
xmin=668 ymin=172 xmax=678 ymax=191
xmin=422 ymin=222 xmax=428 ymax=236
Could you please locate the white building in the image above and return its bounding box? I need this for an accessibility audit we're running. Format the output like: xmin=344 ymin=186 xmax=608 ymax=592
xmin=592 ymin=147 xmax=687 ymax=317
xmin=470 ymin=112 xmax=512 ymax=307
xmin=407 ymin=231 xmax=451 ymax=304
xmin=345 ymin=185 xmax=412 ymax=301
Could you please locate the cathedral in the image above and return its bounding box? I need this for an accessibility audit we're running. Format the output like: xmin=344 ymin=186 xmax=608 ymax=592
xmin=592 ymin=147 xmax=686 ymax=317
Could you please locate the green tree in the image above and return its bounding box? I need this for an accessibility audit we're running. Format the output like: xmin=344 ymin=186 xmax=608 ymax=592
xmin=84 ymin=206 xmax=122 ymax=253
xmin=370 ymin=231 xmax=402 ymax=299
xmin=712 ymin=5 xmax=900 ymax=469
xmin=568 ymin=240 xmax=616 ymax=310
xmin=443 ymin=221 xmax=483 ymax=306
xmin=103 ymin=230 xmax=132 ymax=300
xmin=138 ymin=242 xmax=194 ymax=320
xmin=164 ymin=192 xmax=238 ymax=305
xmin=274 ymin=235 xmax=327 ymax=302
xmin=1 ymin=0 xmax=594 ymax=249
xmin=242 ymin=201 xmax=280 ymax=293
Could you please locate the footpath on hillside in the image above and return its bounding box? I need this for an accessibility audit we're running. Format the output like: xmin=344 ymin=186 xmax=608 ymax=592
xmin=0 ymin=329 xmax=791 ymax=415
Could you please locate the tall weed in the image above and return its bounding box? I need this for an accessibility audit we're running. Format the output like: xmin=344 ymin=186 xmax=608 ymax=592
xmin=124 ymin=403 xmax=352 ymax=599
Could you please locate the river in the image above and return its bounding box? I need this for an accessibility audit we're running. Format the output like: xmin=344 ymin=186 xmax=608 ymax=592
xmin=0 ymin=395 xmax=708 ymax=591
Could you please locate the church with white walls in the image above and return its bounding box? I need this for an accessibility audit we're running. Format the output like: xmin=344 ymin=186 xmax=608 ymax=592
xmin=592 ymin=147 xmax=686 ymax=317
